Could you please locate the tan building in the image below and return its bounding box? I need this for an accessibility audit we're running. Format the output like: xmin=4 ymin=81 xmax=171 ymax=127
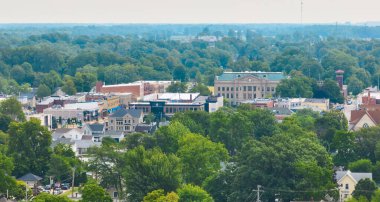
xmin=107 ymin=108 xmax=144 ymax=133
xmin=349 ymin=110 xmax=380 ymax=131
xmin=336 ymin=170 xmax=372 ymax=201
xmin=214 ymin=71 xmax=285 ymax=105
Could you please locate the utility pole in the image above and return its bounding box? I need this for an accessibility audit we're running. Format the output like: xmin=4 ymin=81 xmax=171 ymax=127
xmin=256 ymin=185 xmax=263 ymax=202
xmin=71 ymin=167 xmax=76 ymax=198
xmin=25 ymin=184 xmax=28 ymax=202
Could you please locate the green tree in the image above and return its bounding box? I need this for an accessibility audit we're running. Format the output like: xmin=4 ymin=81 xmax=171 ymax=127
xmin=276 ymin=75 xmax=313 ymax=98
xmin=238 ymin=106 xmax=278 ymax=138
xmin=0 ymin=113 xmax=12 ymax=132
xmin=8 ymin=118 xmax=52 ymax=177
xmin=226 ymin=133 xmax=334 ymax=201
xmin=0 ymin=96 xmax=25 ymax=121
xmin=189 ymin=83 xmax=211 ymax=95
xmin=123 ymin=132 xmax=157 ymax=150
xmin=123 ymin=146 xmax=182 ymax=201
xmin=177 ymin=133 xmax=229 ymax=185
xmin=352 ymin=178 xmax=377 ymax=201
xmin=62 ymin=77 xmax=77 ymax=95
xmin=313 ymin=79 xmax=344 ymax=103
xmin=166 ymin=82 xmax=187 ymax=93
xmin=177 ymin=184 xmax=213 ymax=202
xmin=348 ymin=76 xmax=365 ymax=95
xmin=171 ymin=111 xmax=210 ymax=135
xmin=0 ymin=151 xmax=16 ymax=195
xmin=155 ymin=121 xmax=190 ymax=153
xmin=355 ymin=126 xmax=380 ymax=163
xmin=81 ymin=181 xmax=112 ymax=202
xmin=36 ymin=84 xmax=51 ymax=98
xmin=315 ymin=110 xmax=348 ymax=150
xmin=173 ymin=66 xmax=187 ymax=81
xmin=33 ymin=192 xmax=72 ymax=202
xmin=348 ymin=159 xmax=373 ymax=173
xmin=143 ymin=189 xmax=179 ymax=202
xmin=332 ymin=131 xmax=357 ymax=167
xmin=46 ymin=154 xmax=72 ymax=182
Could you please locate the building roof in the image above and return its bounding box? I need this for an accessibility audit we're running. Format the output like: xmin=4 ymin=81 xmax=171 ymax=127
xmin=74 ymin=140 xmax=101 ymax=149
xmin=271 ymin=107 xmax=294 ymax=115
xmin=87 ymin=123 xmax=105 ymax=132
xmin=336 ymin=170 xmax=372 ymax=183
xmin=350 ymin=110 xmax=380 ymax=125
xmin=18 ymin=173 xmax=42 ymax=181
xmin=304 ymin=98 xmax=329 ymax=103
xmin=143 ymin=93 xmax=200 ymax=102
xmin=109 ymin=108 xmax=143 ymax=118
xmin=51 ymin=138 xmax=74 ymax=148
xmin=64 ymin=102 xmax=99 ymax=110
xmin=216 ymin=71 xmax=285 ymax=81
xmin=135 ymin=123 xmax=157 ymax=133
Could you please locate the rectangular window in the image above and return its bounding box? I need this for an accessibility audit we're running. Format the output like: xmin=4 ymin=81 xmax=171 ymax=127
xmin=226 ymin=94 xmax=229 ymax=98
xmin=345 ymin=184 xmax=349 ymax=190
xmin=222 ymin=87 xmax=225 ymax=91
xmin=231 ymin=94 xmax=234 ymax=98
xmin=253 ymin=86 xmax=256 ymax=91
xmin=267 ymin=87 xmax=270 ymax=92
xmin=218 ymin=87 xmax=220 ymax=91
xmin=243 ymin=86 xmax=247 ymax=91
xmin=248 ymin=86 xmax=252 ymax=91
xmin=271 ymin=87 xmax=275 ymax=91
xmin=231 ymin=87 xmax=234 ymax=91
xmin=226 ymin=87 xmax=229 ymax=91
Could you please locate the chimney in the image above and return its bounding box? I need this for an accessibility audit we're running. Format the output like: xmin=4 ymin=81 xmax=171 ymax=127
xmin=96 ymin=81 xmax=104 ymax=93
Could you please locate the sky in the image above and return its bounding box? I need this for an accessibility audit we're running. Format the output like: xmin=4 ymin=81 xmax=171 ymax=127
xmin=0 ymin=0 xmax=379 ymax=24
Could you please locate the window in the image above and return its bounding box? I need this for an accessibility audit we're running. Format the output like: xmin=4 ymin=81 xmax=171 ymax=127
xmin=363 ymin=123 xmax=369 ymax=128
xmin=243 ymin=86 xmax=247 ymax=91
xmin=267 ymin=87 xmax=270 ymax=92
xmin=253 ymin=86 xmax=256 ymax=91
xmin=222 ymin=87 xmax=225 ymax=91
xmin=271 ymin=87 xmax=275 ymax=92
xmin=248 ymin=86 xmax=252 ymax=91
xmin=231 ymin=94 xmax=234 ymax=98
xmin=218 ymin=87 xmax=220 ymax=91
xmin=345 ymin=184 xmax=349 ymax=190
xmin=113 ymin=192 xmax=118 ymax=198
xmin=226 ymin=94 xmax=229 ymax=98
xmin=226 ymin=87 xmax=229 ymax=91
xmin=231 ymin=87 xmax=234 ymax=91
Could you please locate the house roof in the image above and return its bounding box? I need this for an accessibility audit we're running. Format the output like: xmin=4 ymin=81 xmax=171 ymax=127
xmin=135 ymin=123 xmax=157 ymax=133
xmin=51 ymin=138 xmax=74 ymax=148
xmin=350 ymin=110 xmax=380 ymax=126
xmin=109 ymin=108 xmax=143 ymax=118
xmin=216 ymin=71 xmax=285 ymax=81
xmin=271 ymin=107 xmax=294 ymax=115
xmin=336 ymin=170 xmax=372 ymax=183
xmin=18 ymin=173 xmax=42 ymax=181
xmin=88 ymin=123 xmax=105 ymax=132
xmin=74 ymin=140 xmax=101 ymax=149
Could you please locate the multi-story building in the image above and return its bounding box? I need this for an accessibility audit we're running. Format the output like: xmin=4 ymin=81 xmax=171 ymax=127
xmin=214 ymin=71 xmax=286 ymax=106
xmin=107 ymin=108 xmax=144 ymax=133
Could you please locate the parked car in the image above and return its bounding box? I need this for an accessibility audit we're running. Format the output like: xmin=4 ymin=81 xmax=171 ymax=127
xmin=61 ymin=185 xmax=69 ymax=190
xmin=44 ymin=185 xmax=51 ymax=190
xmin=53 ymin=188 xmax=62 ymax=195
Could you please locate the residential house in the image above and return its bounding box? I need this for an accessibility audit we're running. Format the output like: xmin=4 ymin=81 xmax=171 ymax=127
xmin=349 ymin=110 xmax=380 ymax=131
xmin=17 ymin=173 xmax=42 ymax=188
xmin=135 ymin=123 xmax=157 ymax=134
xmin=107 ymin=108 xmax=144 ymax=133
xmin=52 ymin=128 xmax=84 ymax=141
xmin=335 ymin=170 xmax=372 ymax=201
xmin=84 ymin=123 xmax=105 ymax=136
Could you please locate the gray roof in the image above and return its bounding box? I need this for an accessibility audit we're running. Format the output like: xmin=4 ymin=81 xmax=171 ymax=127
xmin=88 ymin=123 xmax=105 ymax=132
xmin=109 ymin=108 xmax=143 ymax=118
xmin=271 ymin=107 xmax=294 ymax=115
xmin=51 ymin=138 xmax=74 ymax=148
xmin=74 ymin=140 xmax=101 ymax=149
xmin=18 ymin=173 xmax=42 ymax=181
xmin=135 ymin=123 xmax=157 ymax=133
xmin=336 ymin=171 xmax=373 ymax=182
xmin=216 ymin=71 xmax=285 ymax=81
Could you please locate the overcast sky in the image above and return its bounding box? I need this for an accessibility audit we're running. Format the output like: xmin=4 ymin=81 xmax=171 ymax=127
xmin=0 ymin=0 xmax=379 ymax=24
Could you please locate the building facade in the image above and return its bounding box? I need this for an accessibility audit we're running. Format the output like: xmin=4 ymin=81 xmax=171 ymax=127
xmin=214 ymin=71 xmax=286 ymax=106
xmin=107 ymin=108 xmax=144 ymax=133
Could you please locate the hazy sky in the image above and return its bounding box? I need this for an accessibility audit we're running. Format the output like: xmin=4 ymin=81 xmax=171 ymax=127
xmin=0 ymin=0 xmax=379 ymax=24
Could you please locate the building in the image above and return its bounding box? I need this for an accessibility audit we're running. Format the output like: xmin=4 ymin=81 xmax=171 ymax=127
xmin=36 ymin=96 xmax=77 ymax=113
xmin=52 ymin=128 xmax=84 ymax=141
xmin=26 ymin=114 xmax=53 ymax=130
xmin=335 ymin=170 xmax=372 ymax=201
xmin=95 ymin=81 xmax=144 ymax=99
xmin=349 ymin=110 xmax=380 ymax=131
xmin=336 ymin=70 xmax=348 ymax=98
xmin=214 ymin=71 xmax=286 ymax=106
xmin=143 ymin=92 xmax=200 ymax=103
xmin=107 ymin=108 xmax=144 ymax=133
xmin=276 ymin=98 xmax=329 ymax=112
xmin=17 ymin=173 xmax=42 ymax=188
xmin=241 ymin=99 xmax=274 ymax=108
xmin=43 ymin=102 xmax=99 ymax=122
xmin=143 ymin=81 xmax=172 ymax=95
